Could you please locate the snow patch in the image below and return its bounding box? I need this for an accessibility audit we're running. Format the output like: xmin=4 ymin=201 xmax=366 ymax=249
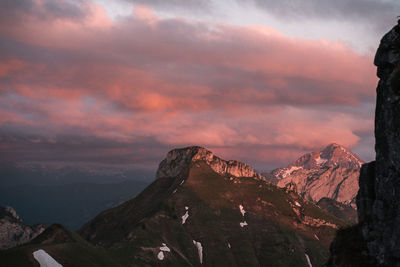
xmin=157 ymin=243 xmax=171 ymax=260
xmin=228 ymin=242 xmax=231 ymax=248
xmin=160 ymin=243 xmax=170 ymax=252
xmin=193 ymin=240 xmax=203 ymax=264
xmin=240 ymin=221 xmax=248 ymax=227
xmin=33 ymin=249 xmax=63 ymax=267
xmin=314 ymin=234 xmax=319 ymax=240
xmin=305 ymin=253 xmax=313 ymax=267
xmin=315 ymin=156 xmax=327 ymax=166
xmin=172 ymin=189 xmax=177 ymax=194
xmin=281 ymin=166 xmax=303 ymax=178
xmin=239 ymin=204 xmax=246 ymax=217
xmin=182 ymin=207 xmax=189 ymax=224
xmin=179 ymin=180 xmax=185 ymax=186
xmin=295 ymin=201 xmax=301 ymax=207
xmin=157 ymin=251 xmax=165 ymax=260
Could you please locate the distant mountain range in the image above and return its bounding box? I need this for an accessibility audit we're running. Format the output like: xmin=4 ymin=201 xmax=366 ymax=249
xmin=0 ymin=145 xmax=360 ymax=266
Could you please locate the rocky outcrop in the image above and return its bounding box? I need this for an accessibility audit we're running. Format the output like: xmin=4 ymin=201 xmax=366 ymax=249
xmin=272 ymin=143 xmax=362 ymax=207
xmin=356 ymin=21 xmax=400 ymax=266
xmin=327 ymin=21 xmax=400 ymax=266
xmin=0 ymin=206 xmax=46 ymax=249
xmin=156 ymin=146 xmax=264 ymax=180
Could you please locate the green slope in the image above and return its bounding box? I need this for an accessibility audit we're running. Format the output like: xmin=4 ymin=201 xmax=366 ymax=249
xmin=79 ymin=161 xmax=347 ymax=266
xmin=0 ymin=224 xmax=120 ymax=267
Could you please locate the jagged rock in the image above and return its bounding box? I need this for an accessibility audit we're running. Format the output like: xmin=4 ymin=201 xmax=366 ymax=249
xmin=358 ymin=21 xmax=400 ymax=266
xmin=156 ymin=146 xmax=264 ymax=180
xmin=284 ymin=182 xmax=298 ymax=193
xmin=326 ymin=21 xmax=400 ymax=267
xmin=0 ymin=206 xmax=46 ymax=249
xmin=273 ymin=143 xmax=362 ymax=207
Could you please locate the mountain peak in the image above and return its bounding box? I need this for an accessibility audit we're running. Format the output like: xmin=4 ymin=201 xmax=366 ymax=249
xmin=272 ymin=143 xmax=363 ymax=207
xmin=156 ymin=146 xmax=263 ymax=180
xmin=0 ymin=206 xmax=46 ymax=249
xmin=0 ymin=206 xmax=20 ymax=221
xmin=291 ymin=143 xmax=363 ymax=170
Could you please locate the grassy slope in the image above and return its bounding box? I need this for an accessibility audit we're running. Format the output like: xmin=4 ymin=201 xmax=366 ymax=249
xmin=79 ymin=161 xmax=347 ymax=266
xmin=317 ymin=197 xmax=357 ymax=224
xmin=0 ymin=224 xmax=120 ymax=267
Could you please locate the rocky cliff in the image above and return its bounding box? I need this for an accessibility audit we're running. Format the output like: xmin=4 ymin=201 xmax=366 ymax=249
xmin=357 ymin=21 xmax=400 ymax=266
xmin=0 ymin=206 xmax=45 ymax=249
xmin=157 ymin=146 xmax=264 ymax=180
xmin=327 ymin=21 xmax=400 ymax=266
xmin=272 ymin=143 xmax=362 ymax=208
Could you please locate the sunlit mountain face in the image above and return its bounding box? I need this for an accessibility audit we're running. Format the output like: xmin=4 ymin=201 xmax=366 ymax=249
xmin=2 ymin=0 xmax=397 ymax=174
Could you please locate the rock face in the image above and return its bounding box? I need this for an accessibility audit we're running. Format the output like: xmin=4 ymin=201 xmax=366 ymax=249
xmin=157 ymin=146 xmax=264 ymax=180
xmin=272 ymin=143 xmax=363 ymax=207
xmin=357 ymin=22 xmax=400 ymax=266
xmin=326 ymin=22 xmax=400 ymax=267
xmin=0 ymin=206 xmax=45 ymax=249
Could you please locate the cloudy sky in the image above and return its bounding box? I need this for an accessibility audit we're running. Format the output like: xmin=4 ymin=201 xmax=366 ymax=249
xmin=0 ymin=0 xmax=398 ymax=171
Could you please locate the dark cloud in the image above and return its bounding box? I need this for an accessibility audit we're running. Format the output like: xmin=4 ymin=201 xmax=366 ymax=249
xmin=0 ymin=0 xmax=88 ymax=24
xmin=250 ymin=0 xmax=399 ymax=33
xmin=0 ymin=125 xmax=169 ymax=168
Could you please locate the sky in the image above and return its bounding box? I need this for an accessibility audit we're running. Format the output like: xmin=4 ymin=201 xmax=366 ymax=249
xmin=0 ymin=0 xmax=398 ymax=172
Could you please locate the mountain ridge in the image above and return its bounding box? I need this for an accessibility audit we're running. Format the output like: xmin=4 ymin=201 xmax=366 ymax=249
xmin=157 ymin=146 xmax=265 ymax=180
xmin=0 ymin=206 xmax=46 ymax=250
xmin=76 ymin=146 xmax=348 ymax=266
xmin=1 ymin=145 xmax=355 ymax=266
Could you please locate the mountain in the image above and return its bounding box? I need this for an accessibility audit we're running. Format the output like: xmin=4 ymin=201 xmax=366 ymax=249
xmin=272 ymin=143 xmax=363 ymax=208
xmin=76 ymin=146 xmax=347 ymax=266
xmin=316 ymin=198 xmax=357 ymax=225
xmin=0 ymin=224 xmax=120 ymax=266
xmin=327 ymin=22 xmax=400 ymax=266
xmin=0 ymin=206 xmax=46 ymax=250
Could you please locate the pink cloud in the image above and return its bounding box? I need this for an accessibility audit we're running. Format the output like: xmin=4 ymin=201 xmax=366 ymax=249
xmin=0 ymin=1 xmax=377 ymax=167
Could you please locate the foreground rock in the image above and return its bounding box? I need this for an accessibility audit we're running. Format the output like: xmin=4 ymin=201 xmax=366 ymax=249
xmin=272 ymin=143 xmax=363 ymax=208
xmin=0 ymin=206 xmax=45 ymax=249
xmin=327 ymin=21 xmax=400 ymax=266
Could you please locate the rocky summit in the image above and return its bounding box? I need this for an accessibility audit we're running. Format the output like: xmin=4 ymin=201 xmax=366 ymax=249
xmin=357 ymin=20 xmax=400 ymax=266
xmin=326 ymin=21 xmax=400 ymax=267
xmin=272 ymin=143 xmax=363 ymax=208
xmin=0 ymin=206 xmax=46 ymax=249
xmin=156 ymin=146 xmax=264 ymax=180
